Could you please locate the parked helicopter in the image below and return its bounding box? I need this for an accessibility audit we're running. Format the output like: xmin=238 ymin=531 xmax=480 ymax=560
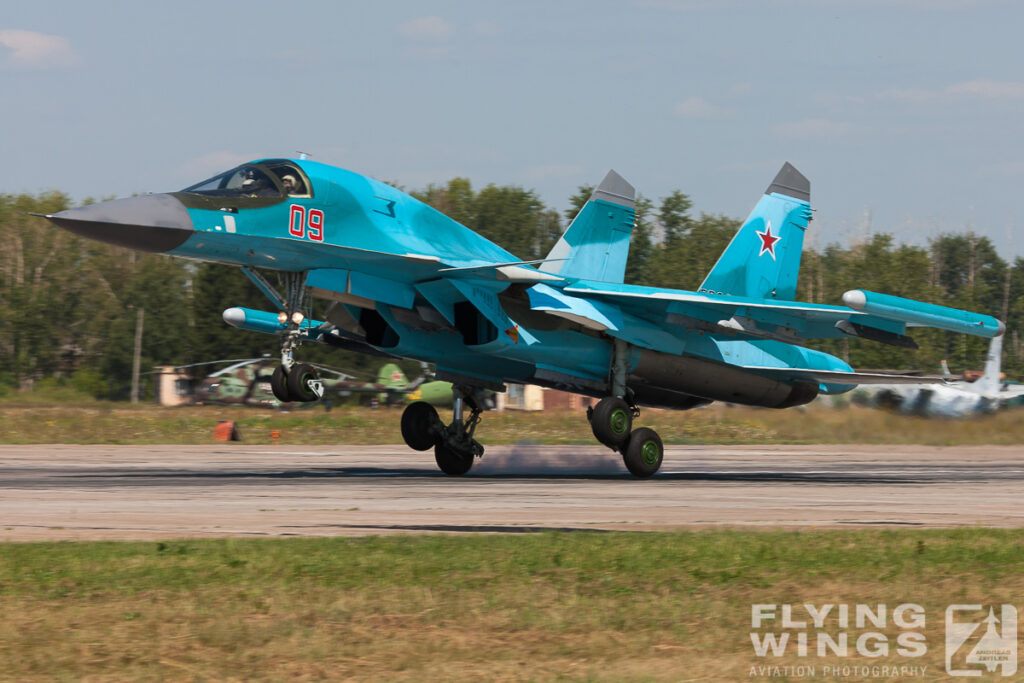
xmin=189 ymin=358 xmax=454 ymax=408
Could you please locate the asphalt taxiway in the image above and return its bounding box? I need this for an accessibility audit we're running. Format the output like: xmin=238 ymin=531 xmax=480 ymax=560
xmin=1 ymin=444 xmax=1022 ymax=540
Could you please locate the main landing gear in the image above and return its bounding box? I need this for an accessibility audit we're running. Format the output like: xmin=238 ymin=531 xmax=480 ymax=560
xmin=401 ymin=385 xmax=486 ymax=475
xmin=588 ymin=392 xmax=664 ymax=478
xmin=401 ymin=342 xmax=663 ymax=478
xmin=586 ymin=338 xmax=664 ymax=478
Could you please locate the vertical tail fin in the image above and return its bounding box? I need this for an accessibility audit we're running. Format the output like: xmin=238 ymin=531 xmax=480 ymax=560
xmin=699 ymin=162 xmax=812 ymax=300
xmin=540 ymin=170 xmax=635 ymax=283
xmin=377 ymin=363 xmax=408 ymax=389
xmin=971 ymin=334 xmax=1003 ymax=395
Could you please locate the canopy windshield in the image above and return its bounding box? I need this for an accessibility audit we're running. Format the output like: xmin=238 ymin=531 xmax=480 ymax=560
xmin=181 ymin=160 xmax=312 ymax=200
xmin=183 ymin=165 xmax=281 ymax=198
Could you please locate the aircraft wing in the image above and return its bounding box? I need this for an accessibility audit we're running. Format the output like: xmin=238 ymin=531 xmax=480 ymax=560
xmin=1000 ymin=385 xmax=1024 ymax=399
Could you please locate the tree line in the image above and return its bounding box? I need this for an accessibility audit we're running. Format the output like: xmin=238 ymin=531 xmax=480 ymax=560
xmin=1 ymin=181 xmax=1019 ymax=400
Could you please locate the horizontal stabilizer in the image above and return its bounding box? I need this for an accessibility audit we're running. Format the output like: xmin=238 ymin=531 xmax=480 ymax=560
xmin=566 ymin=281 xmax=1002 ymax=344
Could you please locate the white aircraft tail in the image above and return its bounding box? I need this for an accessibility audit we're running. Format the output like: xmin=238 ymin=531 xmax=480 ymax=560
xmin=970 ymin=334 xmax=1003 ymax=396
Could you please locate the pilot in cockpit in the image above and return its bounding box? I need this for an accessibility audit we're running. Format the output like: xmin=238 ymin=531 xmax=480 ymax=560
xmin=281 ymin=174 xmax=299 ymax=195
xmin=281 ymin=173 xmax=308 ymax=196
xmin=241 ymin=169 xmax=276 ymax=197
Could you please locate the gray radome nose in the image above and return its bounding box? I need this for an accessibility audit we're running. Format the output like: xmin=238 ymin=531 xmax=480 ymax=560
xmin=43 ymin=193 xmax=194 ymax=253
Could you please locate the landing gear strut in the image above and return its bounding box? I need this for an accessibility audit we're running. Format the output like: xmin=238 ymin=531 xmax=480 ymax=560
xmin=586 ymin=339 xmax=664 ymax=477
xmin=401 ymin=385 xmax=486 ymax=475
xmin=247 ymin=268 xmax=323 ymax=404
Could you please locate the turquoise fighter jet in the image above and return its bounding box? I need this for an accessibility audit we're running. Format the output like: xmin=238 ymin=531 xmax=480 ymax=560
xmin=40 ymin=159 xmax=1002 ymax=476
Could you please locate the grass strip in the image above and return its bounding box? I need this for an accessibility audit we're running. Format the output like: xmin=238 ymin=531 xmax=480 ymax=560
xmin=4 ymin=402 xmax=1024 ymax=445
xmin=0 ymin=529 xmax=1021 ymax=680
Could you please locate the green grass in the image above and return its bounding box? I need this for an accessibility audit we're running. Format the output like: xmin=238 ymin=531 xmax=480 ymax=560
xmin=0 ymin=530 xmax=1021 ymax=680
xmin=3 ymin=400 xmax=1024 ymax=445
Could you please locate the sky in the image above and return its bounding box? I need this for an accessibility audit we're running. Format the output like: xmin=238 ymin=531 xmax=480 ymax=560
xmin=4 ymin=0 xmax=1024 ymax=257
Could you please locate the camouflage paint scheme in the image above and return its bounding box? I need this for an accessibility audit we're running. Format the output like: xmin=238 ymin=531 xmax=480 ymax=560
xmin=196 ymin=360 xmax=455 ymax=408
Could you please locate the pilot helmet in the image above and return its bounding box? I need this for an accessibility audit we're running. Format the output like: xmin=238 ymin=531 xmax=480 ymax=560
xmin=281 ymin=174 xmax=298 ymax=191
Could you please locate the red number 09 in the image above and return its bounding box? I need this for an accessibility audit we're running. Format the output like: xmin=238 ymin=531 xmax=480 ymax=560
xmin=287 ymin=205 xmax=325 ymax=242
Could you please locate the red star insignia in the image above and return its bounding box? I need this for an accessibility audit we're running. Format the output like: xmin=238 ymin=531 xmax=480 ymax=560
xmin=756 ymin=221 xmax=780 ymax=260
xmin=505 ymin=325 xmax=519 ymax=344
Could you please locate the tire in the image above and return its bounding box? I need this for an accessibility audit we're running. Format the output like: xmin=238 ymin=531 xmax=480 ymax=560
xmin=622 ymin=427 xmax=663 ymax=478
xmin=286 ymin=363 xmax=319 ymax=402
xmin=401 ymin=402 xmax=440 ymax=451
xmin=434 ymin=442 xmax=473 ymax=476
xmin=271 ymin=366 xmax=291 ymax=402
xmin=590 ymin=397 xmax=632 ymax=449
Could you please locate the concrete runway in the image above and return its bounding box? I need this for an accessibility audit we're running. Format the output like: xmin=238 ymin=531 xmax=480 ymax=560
xmin=2 ymin=444 xmax=1023 ymax=540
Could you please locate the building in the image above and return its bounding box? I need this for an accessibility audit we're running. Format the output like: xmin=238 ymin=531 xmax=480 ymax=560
xmin=499 ymin=383 xmax=597 ymax=412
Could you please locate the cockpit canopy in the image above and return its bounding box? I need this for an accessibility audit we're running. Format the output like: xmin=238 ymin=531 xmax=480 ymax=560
xmin=178 ymin=159 xmax=312 ymax=208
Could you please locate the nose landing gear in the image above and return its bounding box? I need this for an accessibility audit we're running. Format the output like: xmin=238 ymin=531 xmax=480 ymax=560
xmin=246 ymin=268 xmax=323 ymax=404
xmin=271 ymin=362 xmax=324 ymax=403
xmin=401 ymin=385 xmax=487 ymax=475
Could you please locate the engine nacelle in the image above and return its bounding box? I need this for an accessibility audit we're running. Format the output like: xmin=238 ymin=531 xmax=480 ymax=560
xmin=775 ymin=381 xmax=819 ymax=409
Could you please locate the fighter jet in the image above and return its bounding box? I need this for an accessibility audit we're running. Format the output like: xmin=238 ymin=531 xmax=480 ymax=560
xmin=857 ymin=333 xmax=1024 ymax=418
xmin=39 ymin=158 xmax=1002 ymax=476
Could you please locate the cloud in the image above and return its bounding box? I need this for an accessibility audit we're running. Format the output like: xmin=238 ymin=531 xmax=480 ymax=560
xmin=773 ymin=118 xmax=855 ymax=139
xmin=673 ymin=96 xmax=729 ymax=119
xmin=397 ymin=16 xmax=455 ymax=41
xmin=0 ymin=29 xmax=80 ymax=69
xmin=882 ymin=79 xmax=1024 ymax=103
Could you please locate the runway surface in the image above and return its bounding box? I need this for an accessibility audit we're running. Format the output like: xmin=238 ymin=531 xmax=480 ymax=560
xmin=2 ymin=444 xmax=1023 ymax=540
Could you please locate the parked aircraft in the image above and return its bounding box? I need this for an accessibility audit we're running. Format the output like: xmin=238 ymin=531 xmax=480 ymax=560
xmin=192 ymin=359 xmax=454 ymax=408
xmin=856 ymin=333 xmax=1024 ymax=417
xmin=39 ymin=158 xmax=1002 ymax=476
